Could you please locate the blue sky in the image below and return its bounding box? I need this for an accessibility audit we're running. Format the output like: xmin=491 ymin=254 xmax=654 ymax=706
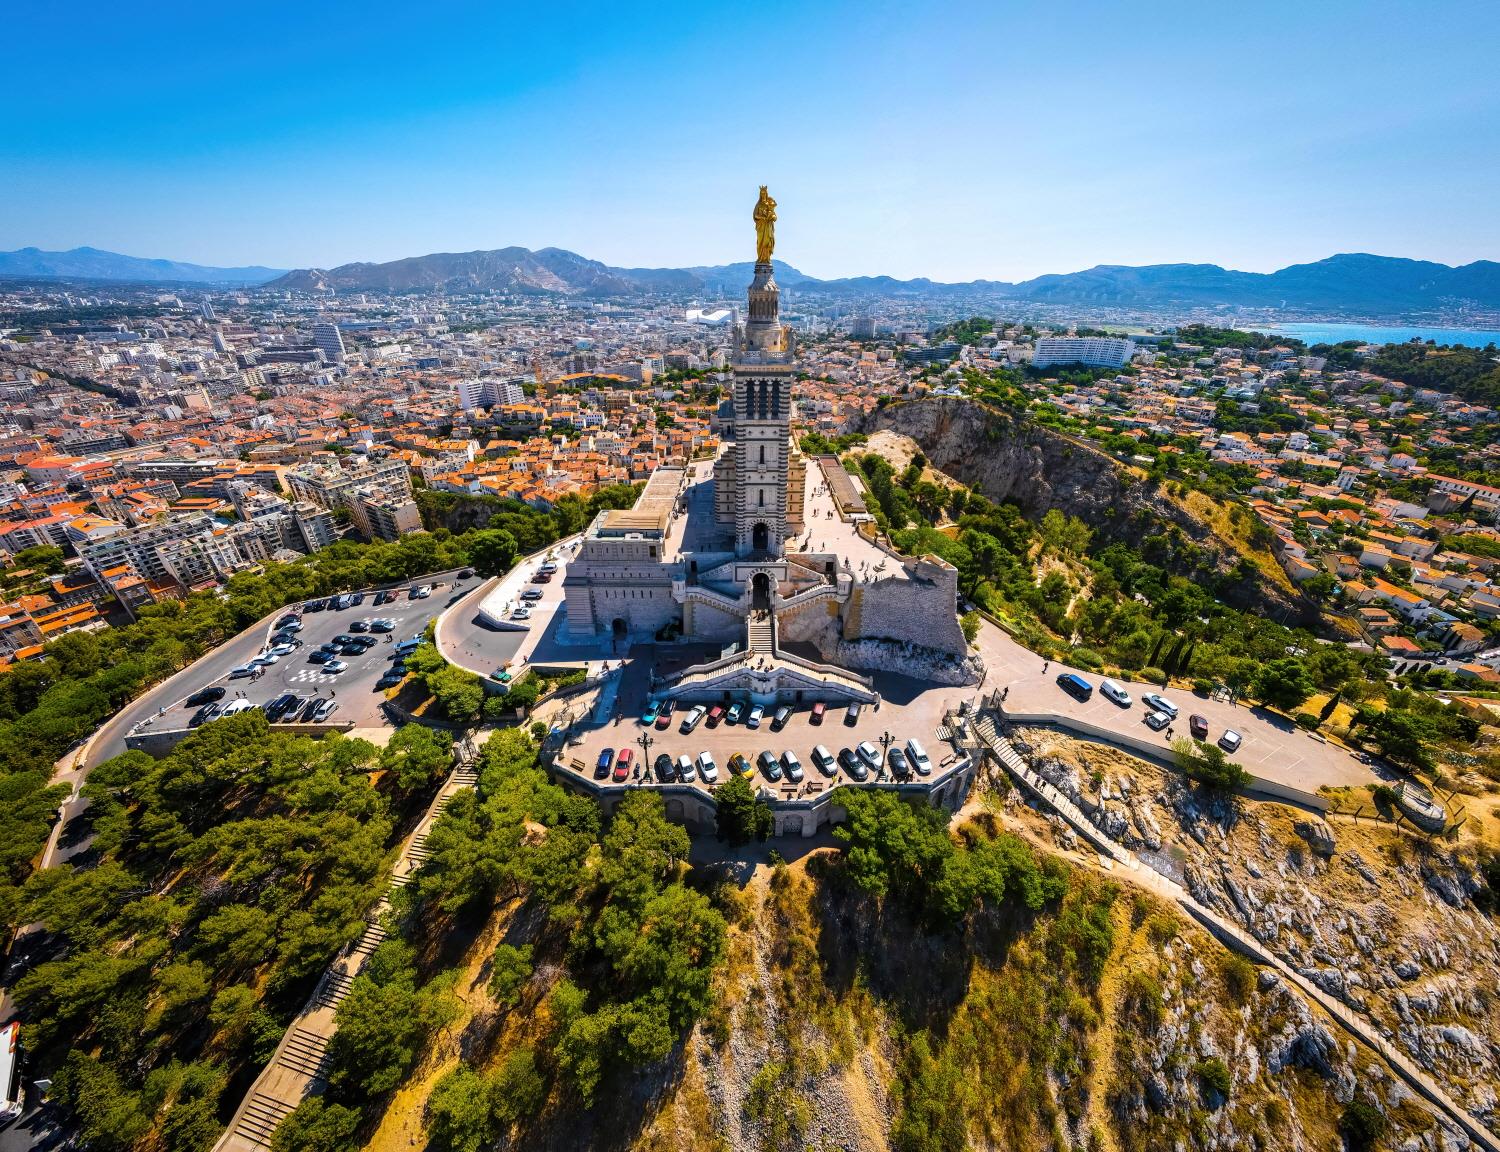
xmin=4 ymin=0 xmax=1498 ymax=280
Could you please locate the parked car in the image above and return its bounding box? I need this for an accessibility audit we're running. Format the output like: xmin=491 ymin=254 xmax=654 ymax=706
xmin=251 ymin=653 xmax=280 ymax=667
xmin=728 ymin=752 xmax=751 ymax=777
xmin=1218 ymin=729 xmax=1243 ymax=753
xmin=906 ymin=738 xmax=931 ymax=776
xmin=350 ymin=592 xmax=366 ymax=606
xmin=612 ymin=748 xmax=633 ymax=783
xmin=746 ymin=705 xmax=765 ymax=729
xmin=642 ymin=700 xmax=660 ymax=726
xmin=888 ymin=747 xmax=910 ymax=779
xmin=412 ymin=585 xmax=432 ymax=599
xmin=304 ymin=599 xmax=326 ymax=612
xmin=680 ymin=704 xmax=707 ymax=734
xmin=811 ymin=745 xmax=836 ymax=775
xmin=707 ymin=704 xmax=726 ymax=727
xmin=276 ymin=614 xmax=300 ymax=630
xmin=1189 ymin=714 xmax=1209 ymax=740
xmin=781 ymin=750 xmax=804 ymax=783
xmin=1100 ymin=679 xmax=1132 ymax=707
xmin=531 ymin=572 xmax=552 ymax=584
xmin=725 ymin=702 xmax=743 ymax=725
xmin=770 ymin=705 xmax=792 ymax=731
xmin=313 ymin=699 xmax=339 ymax=723
xmin=676 ymin=754 xmax=696 ymax=783
xmin=377 ymin=672 xmax=404 ymax=689
xmin=654 ymin=753 xmax=676 ymax=782
xmin=369 ymin=619 xmax=395 ymax=632
xmin=844 ymin=702 xmax=862 ymax=726
xmin=185 ymin=686 xmax=225 ymax=707
xmin=1144 ymin=710 xmax=1171 ymax=731
xmin=1056 ymin=672 xmax=1093 ymax=702
xmin=756 ymin=749 xmax=782 ymax=782
xmin=810 ymin=701 xmax=826 ymax=724
xmin=219 ymin=698 xmax=255 ymax=716
xmin=520 ymin=588 xmax=544 ymax=601
xmin=189 ymin=703 xmax=221 ymax=727
xmin=595 ymin=748 xmax=615 ymax=779
xmin=539 ymin=562 xmax=558 ymax=575
xmin=838 ymin=746 xmax=868 ymax=781
xmin=228 ymin=664 xmax=255 ymax=679
xmin=511 ymin=606 xmax=532 ymax=620
xmin=324 ymin=660 xmax=348 ymax=674
xmin=696 ymin=751 xmax=719 ymax=783
xmin=490 ymin=667 xmax=513 ymax=684
xmin=655 ymin=698 xmax=675 ymax=730
xmin=1142 ymin=692 xmax=1178 ymax=719
xmin=308 ymin=650 xmax=332 ymax=664
xmin=856 ymin=741 xmax=881 ymax=771
xmin=349 ymin=620 xmax=370 ymax=632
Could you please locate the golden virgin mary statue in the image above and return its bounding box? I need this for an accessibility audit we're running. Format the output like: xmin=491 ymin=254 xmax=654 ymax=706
xmin=753 ymin=185 xmax=777 ymax=264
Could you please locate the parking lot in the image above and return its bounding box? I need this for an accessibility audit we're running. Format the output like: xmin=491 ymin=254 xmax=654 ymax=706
xmin=563 ymin=674 xmax=966 ymax=797
xmin=147 ymin=572 xmax=484 ymax=733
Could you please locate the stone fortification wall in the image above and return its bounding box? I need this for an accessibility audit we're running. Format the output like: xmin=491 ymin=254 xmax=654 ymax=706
xmin=844 ymin=556 xmax=967 ymax=658
xmin=833 ymin=637 xmax=983 ymax=686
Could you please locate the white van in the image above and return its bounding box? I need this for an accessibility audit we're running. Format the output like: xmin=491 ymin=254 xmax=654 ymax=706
xmin=1100 ymin=679 xmax=1132 ymax=707
xmin=905 ymin=738 xmax=932 ymax=776
xmin=1 ymin=1019 xmax=22 ymax=1121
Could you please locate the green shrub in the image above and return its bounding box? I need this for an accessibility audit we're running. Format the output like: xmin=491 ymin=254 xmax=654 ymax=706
xmin=1195 ymin=1057 xmax=1231 ymax=1102
xmin=1071 ymin=647 xmax=1103 ymax=671
xmin=1140 ymin=666 xmax=1168 ymax=685
xmin=1219 ymin=953 xmax=1256 ymax=1005
xmin=1192 ymin=678 xmax=1214 ymax=695
xmin=1339 ymin=1099 xmax=1387 ymax=1150
xmin=1294 ymin=711 xmax=1320 ymax=730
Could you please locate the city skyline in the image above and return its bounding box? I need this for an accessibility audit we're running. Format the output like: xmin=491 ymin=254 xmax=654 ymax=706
xmin=4 ymin=0 xmax=1499 ymax=281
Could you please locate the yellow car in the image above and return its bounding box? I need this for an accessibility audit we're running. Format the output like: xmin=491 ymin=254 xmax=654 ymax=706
xmin=728 ymin=752 xmax=751 ymax=777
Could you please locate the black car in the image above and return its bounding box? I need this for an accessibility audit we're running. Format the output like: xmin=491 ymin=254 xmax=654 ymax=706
xmin=654 ymin=752 xmax=676 ymax=782
xmin=844 ymin=702 xmax=862 ymax=726
xmin=271 ymin=630 xmax=299 ymax=646
xmin=188 ymin=703 xmax=221 ymax=727
xmin=309 ymin=650 xmax=333 ymax=664
xmin=349 ymin=620 xmax=370 ymax=632
xmin=350 ymin=592 xmax=366 ymax=606
xmin=377 ymin=672 xmax=404 ymax=689
xmin=887 ymin=747 xmax=911 ymax=780
xmin=458 ymin=569 xmax=475 ymax=580
xmin=369 ymin=620 xmax=394 ymax=633
xmin=838 ymin=746 xmax=868 ymax=781
xmin=265 ymin=694 xmax=299 ymax=722
xmin=185 ymin=686 xmax=226 ymax=707
xmin=304 ymin=599 xmax=326 ymax=611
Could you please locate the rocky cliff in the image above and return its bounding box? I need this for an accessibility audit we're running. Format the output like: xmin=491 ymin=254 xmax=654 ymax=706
xmin=859 ymin=396 xmax=1309 ymax=621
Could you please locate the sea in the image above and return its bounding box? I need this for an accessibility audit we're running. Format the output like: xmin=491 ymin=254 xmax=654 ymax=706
xmin=1240 ymin=322 xmax=1500 ymax=348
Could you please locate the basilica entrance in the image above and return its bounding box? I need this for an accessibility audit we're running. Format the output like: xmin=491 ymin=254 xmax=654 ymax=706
xmin=751 ymin=572 xmax=771 ymax=611
xmin=752 ymin=521 xmax=769 ymax=553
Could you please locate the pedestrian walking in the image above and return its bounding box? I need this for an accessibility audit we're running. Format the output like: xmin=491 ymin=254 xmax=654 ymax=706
xmin=1042 ymin=661 xmax=1049 ymax=674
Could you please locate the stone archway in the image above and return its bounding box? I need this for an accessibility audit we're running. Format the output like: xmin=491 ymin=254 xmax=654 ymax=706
xmin=611 ymin=617 xmax=627 ymax=652
xmin=752 ymin=521 xmax=769 ymax=553
xmin=751 ymin=572 xmax=771 ymax=611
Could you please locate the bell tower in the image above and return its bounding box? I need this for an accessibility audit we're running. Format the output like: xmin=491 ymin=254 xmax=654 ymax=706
xmin=731 ymin=195 xmax=795 ymax=559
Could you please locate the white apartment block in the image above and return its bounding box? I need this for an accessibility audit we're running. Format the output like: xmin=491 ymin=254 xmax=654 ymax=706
xmin=456 ymin=377 xmax=525 ymax=411
xmin=1032 ymin=336 xmax=1137 ymax=369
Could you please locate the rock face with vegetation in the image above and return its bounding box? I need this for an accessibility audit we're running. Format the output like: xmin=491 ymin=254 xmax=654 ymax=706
xmin=1015 ymin=726 xmax=1500 ymax=1138
xmin=860 ymin=396 xmax=1307 ymax=621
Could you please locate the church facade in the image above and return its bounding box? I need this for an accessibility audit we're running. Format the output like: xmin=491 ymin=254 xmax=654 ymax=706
xmin=559 ymin=193 xmax=979 ymax=705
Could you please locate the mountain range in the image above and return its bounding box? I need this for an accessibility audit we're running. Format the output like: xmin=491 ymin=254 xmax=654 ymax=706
xmin=4 ymin=244 xmax=1500 ymax=316
xmin=0 ymin=246 xmax=286 ymax=285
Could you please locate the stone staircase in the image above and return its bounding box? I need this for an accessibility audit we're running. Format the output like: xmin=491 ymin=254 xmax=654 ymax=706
xmin=747 ymin=611 xmax=775 ymax=654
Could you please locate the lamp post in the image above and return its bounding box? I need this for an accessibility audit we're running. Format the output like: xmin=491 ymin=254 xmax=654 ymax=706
xmin=637 ymin=730 xmax=655 ymax=784
xmin=878 ymin=730 xmax=893 ymax=780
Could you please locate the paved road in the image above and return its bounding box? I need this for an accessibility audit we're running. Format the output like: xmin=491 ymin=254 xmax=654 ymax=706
xmin=974 ymin=619 xmax=1374 ymax=793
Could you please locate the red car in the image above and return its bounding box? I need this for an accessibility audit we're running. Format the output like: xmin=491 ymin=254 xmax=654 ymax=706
xmin=654 ymin=699 xmax=675 ymax=730
xmin=706 ymin=704 xmax=725 ymax=728
xmin=612 ymin=747 xmax=633 ymax=782
xmin=1189 ymin=714 xmax=1209 ymax=741
xmin=810 ymin=701 xmax=826 ymax=725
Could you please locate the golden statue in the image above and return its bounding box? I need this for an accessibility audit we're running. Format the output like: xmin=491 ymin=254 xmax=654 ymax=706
xmin=753 ymin=185 xmax=777 ymax=264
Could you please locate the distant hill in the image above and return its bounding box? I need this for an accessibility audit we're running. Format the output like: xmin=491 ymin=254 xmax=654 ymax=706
xmin=9 ymin=242 xmax=1500 ymax=315
xmin=0 ymin=246 xmax=286 ymax=285
xmin=267 ymin=247 xmax=1500 ymax=314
